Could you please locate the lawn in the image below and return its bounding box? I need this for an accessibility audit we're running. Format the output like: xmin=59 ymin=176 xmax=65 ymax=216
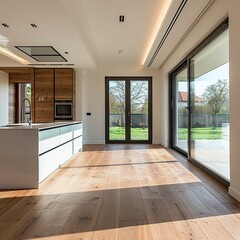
xmin=110 ymin=127 xmax=148 ymax=140
xmin=178 ymin=127 xmax=223 ymax=140
xmin=110 ymin=127 xmax=224 ymax=141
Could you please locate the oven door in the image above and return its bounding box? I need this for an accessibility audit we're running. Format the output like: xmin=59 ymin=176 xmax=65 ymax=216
xmin=55 ymin=102 xmax=72 ymax=120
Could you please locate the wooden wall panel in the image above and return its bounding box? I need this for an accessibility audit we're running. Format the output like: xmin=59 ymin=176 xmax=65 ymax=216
xmin=55 ymin=68 xmax=74 ymax=100
xmin=2 ymin=67 xmax=76 ymax=124
xmin=35 ymin=69 xmax=54 ymax=123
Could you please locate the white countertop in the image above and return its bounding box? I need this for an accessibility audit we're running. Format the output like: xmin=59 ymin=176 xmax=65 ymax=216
xmin=0 ymin=121 xmax=82 ymax=130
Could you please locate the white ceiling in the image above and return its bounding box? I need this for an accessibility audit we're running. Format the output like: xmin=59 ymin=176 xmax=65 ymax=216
xmin=0 ymin=0 xmax=214 ymax=70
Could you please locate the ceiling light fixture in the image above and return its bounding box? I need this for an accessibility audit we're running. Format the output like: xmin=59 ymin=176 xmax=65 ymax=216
xmin=31 ymin=24 xmax=37 ymax=28
xmin=1 ymin=23 xmax=9 ymax=28
xmin=0 ymin=35 xmax=9 ymax=47
xmin=118 ymin=50 xmax=123 ymax=55
xmin=64 ymin=52 xmax=69 ymax=54
xmin=0 ymin=46 xmax=30 ymax=64
xmin=119 ymin=15 xmax=125 ymax=22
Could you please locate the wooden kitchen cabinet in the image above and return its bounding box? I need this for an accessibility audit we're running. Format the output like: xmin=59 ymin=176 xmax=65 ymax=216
xmin=55 ymin=68 xmax=75 ymax=100
xmin=35 ymin=69 xmax=54 ymax=122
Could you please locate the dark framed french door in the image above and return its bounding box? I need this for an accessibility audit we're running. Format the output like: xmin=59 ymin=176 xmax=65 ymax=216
xmin=105 ymin=77 xmax=152 ymax=143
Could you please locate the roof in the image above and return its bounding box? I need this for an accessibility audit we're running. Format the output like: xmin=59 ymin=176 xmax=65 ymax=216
xmin=178 ymin=91 xmax=205 ymax=103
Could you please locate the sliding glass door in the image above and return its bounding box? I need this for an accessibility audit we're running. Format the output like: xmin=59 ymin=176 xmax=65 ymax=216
xmin=189 ymin=28 xmax=229 ymax=180
xmin=172 ymin=63 xmax=188 ymax=154
xmin=171 ymin=21 xmax=229 ymax=182
xmin=106 ymin=77 xmax=152 ymax=143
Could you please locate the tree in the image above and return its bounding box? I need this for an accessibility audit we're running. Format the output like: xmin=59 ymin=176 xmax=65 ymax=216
xmin=109 ymin=81 xmax=148 ymax=113
xmin=202 ymin=79 xmax=229 ymax=128
xmin=109 ymin=81 xmax=148 ymax=127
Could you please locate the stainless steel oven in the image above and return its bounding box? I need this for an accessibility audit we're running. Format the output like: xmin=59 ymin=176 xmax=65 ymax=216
xmin=55 ymin=101 xmax=73 ymax=120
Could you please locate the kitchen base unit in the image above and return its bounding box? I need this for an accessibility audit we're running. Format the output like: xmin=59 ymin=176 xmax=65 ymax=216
xmin=0 ymin=121 xmax=82 ymax=189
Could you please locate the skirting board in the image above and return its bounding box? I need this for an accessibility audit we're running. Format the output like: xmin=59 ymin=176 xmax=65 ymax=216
xmin=229 ymin=187 xmax=240 ymax=202
xmin=83 ymin=141 xmax=105 ymax=144
xmin=84 ymin=141 xmax=166 ymax=145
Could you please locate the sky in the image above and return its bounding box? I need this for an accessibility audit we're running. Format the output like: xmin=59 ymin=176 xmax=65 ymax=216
xmin=178 ymin=62 xmax=229 ymax=97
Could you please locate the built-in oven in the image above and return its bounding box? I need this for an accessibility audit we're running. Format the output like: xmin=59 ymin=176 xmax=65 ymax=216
xmin=55 ymin=101 xmax=73 ymax=120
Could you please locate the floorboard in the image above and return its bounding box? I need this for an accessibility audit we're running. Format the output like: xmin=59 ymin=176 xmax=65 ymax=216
xmin=0 ymin=144 xmax=239 ymax=240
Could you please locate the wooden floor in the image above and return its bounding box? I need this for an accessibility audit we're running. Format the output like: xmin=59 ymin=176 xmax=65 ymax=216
xmin=0 ymin=144 xmax=240 ymax=240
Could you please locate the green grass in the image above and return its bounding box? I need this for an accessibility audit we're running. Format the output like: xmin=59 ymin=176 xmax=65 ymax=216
xmin=178 ymin=127 xmax=223 ymax=140
xmin=110 ymin=126 xmax=225 ymax=141
xmin=110 ymin=127 xmax=148 ymax=140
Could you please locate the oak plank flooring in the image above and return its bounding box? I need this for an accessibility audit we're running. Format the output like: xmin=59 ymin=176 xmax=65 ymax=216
xmin=0 ymin=144 xmax=240 ymax=240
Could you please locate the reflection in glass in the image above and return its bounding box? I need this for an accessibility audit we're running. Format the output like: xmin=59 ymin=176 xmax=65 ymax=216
xmin=130 ymin=81 xmax=149 ymax=140
xmin=190 ymin=29 xmax=229 ymax=180
xmin=173 ymin=67 xmax=188 ymax=152
xmin=109 ymin=81 xmax=126 ymax=140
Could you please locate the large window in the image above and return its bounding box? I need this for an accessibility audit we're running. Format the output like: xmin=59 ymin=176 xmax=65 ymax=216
xmin=170 ymin=20 xmax=229 ymax=182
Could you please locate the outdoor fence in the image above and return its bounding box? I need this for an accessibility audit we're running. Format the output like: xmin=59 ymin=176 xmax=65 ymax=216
xmin=110 ymin=113 xmax=148 ymax=127
xmin=110 ymin=113 xmax=229 ymax=128
xmin=178 ymin=113 xmax=230 ymax=128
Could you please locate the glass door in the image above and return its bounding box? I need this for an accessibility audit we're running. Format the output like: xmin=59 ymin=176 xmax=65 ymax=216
xmin=108 ymin=80 xmax=126 ymax=141
xmin=130 ymin=80 xmax=150 ymax=141
xmin=172 ymin=63 xmax=188 ymax=155
xmin=106 ymin=77 xmax=152 ymax=143
xmin=170 ymin=23 xmax=229 ymax=182
xmin=189 ymin=29 xmax=229 ymax=180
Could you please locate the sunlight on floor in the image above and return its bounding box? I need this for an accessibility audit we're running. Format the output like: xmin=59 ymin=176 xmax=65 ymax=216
xmin=0 ymin=148 xmax=201 ymax=199
xmin=24 ymin=214 xmax=240 ymax=240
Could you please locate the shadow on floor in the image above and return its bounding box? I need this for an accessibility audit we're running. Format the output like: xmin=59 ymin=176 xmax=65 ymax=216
xmin=0 ymin=182 xmax=240 ymax=239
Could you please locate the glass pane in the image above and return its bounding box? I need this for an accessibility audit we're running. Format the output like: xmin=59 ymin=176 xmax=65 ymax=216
xmin=130 ymin=80 xmax=148 ymax=140
xmin=173 ymin=67 xmax=188 ymax=152
xmin=109 ymin=81 xmax=126 ymax=140
xmin=190 ymin=29 xmax=229 ymax=180
xmin=19 ymin=83 xmax=31 ymax=123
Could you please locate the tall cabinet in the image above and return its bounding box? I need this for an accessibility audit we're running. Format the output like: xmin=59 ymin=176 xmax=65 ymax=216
xmin=35 ymin=69 xmax=54 ymax=123
xmin=55 ymin=68 xmax=75 ymax=101
xmin=34 ymin=68 xmax=75 ymax=123
xmin=55 ymin=68 xmax=76 ymax=120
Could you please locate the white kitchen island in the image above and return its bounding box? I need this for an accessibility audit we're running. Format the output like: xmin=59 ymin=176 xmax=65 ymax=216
xmin=0 ymin=121 xmax=82 ymax=189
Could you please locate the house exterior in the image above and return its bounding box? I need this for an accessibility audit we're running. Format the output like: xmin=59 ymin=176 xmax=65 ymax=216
xmin=178 ymin=91 xmax=205 ymax=108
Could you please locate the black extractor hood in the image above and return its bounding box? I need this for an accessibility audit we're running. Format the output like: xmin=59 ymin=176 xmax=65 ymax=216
xmin=15 ymin=46 xmax=67 ymax=62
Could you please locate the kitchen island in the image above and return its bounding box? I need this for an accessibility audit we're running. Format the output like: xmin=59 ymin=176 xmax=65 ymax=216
xmin=0 ymin=121 xmax=82 ymax=189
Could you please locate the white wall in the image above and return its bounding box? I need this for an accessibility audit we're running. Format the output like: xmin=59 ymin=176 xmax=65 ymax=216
xmin=79 ymin=66 xmax=161 ymax=144
xmin=228 ymin=0 xmax=240 ymax=201
xmin=0 ymin=71 xmax=9 ymax=126
xmin=158 ymin=0 xmax=240 ymax=200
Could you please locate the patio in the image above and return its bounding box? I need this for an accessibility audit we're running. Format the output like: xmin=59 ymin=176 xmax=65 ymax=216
xmin=178 ymin=139 xmax=229 ymax=180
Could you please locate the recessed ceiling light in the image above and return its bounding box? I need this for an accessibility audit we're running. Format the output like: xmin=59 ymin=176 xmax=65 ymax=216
xmin=118 ymin=50 xmax=123 ymax=55
xmin=119 ymin=15 xmax=125 ymax=22
xmin=31 ymin=24 xmax=37 ymax=28
xmin=1 ymin=23 xmax=9 ymax=28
